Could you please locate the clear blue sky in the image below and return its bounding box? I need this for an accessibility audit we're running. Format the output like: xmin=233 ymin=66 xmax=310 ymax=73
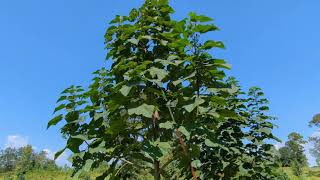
xmin=1 ymin=0 xmax=320 ymax=164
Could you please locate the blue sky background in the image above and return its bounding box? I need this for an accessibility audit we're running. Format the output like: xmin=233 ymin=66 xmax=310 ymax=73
xmin=1 ymin=0 xmax=320 ymax=165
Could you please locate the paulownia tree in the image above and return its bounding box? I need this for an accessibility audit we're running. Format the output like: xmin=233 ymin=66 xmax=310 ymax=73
xmin=48 ymin=0 xmax=280 ymax=179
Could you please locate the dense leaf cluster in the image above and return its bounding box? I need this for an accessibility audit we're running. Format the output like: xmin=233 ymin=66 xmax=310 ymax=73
xmin=49 ymin=0 xmax=281 ymax=179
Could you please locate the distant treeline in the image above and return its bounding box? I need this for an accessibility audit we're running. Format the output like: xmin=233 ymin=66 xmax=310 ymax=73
xmin=0 ymin=145 xmax=61 ymax=174
xmin=0 ymin=145 xmax=109 ymax=179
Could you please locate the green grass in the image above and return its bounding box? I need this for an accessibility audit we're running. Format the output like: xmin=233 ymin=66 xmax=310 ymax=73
xmin=282 ymin=167 xmax=320 ymax=180
xmin=0 ymin=170 xmax=71 ymax=180
xmin=1 ymin=167 xmax=320 ymax=179
xmin=0 ymin=169 xmax=100 ymax=180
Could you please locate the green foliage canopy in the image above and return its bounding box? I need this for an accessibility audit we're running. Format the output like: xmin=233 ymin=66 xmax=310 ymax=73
xmin=49 ymin=0 xmax=280 ymax=179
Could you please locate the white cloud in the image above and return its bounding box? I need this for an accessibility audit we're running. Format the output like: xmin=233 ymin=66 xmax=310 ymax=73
xmin=5 ymin=135 xmax=28 ymax=148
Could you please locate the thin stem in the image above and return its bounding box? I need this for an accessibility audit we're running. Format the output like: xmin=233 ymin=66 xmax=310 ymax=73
xmin=176 ymin=129 xmax=197 ymax=180
xmin=153 ymin=110 xmax=161 ymax=180
xmin=162 ymin=91 xmax=198 ymax=180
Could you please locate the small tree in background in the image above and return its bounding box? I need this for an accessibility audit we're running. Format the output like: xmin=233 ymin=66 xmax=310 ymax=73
xmin=0 ymin=147 xmax=19 ymax=172
xmin=0 ymin=145 xmax=58 ymax=174
xmin=48 ymin=0 xmax=281 ymax=179
xmin=278 ymin=146 xmax=291 ymax=167
xmin=309 ymin=114 xmax=320 ymax=166
xmin=279 ymin=132 xmax=308 ymax=177
xmin=17 ymin=145 xmax=35 ymax=172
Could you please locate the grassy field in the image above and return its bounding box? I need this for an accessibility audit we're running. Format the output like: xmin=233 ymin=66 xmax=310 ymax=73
xmin=0 ymin=170 xmax=72 ymax=180
xmin=282 ymin=167 xmax=320 ymax=180
xmin=1 ymin=167 xmax=320 ymax=180
xmin=0 ymin=169 xmax=100 ymax=180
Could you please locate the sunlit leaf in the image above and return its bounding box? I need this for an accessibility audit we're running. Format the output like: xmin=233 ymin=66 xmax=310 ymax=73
xmin=47 ymin=114 xmax=63 ymax=129
xmin=128 ymin=103 xmax=155 ymax=118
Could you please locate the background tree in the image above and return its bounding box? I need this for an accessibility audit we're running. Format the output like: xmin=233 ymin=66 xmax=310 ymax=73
xmin=278 ymin=132 xmax=308 ymax=177
xmin=0 ymin=147 xmax=19 ymax=173
xmin=278 ymin=146 xmax=291 ymax=167
xmin=48 ymin=0 xmax=281 ymax=179
xmin=0 ymin=145 xmax=58 ymax=174
xmin=16 ymin=145 xmax=35 ymax=172
xmin=309 ymin=113 xmax=320 ymax=166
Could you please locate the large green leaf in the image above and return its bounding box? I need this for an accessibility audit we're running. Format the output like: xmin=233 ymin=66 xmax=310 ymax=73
xmin=47 ymin=114 xmax=63 ymax=129
xmin=157 ymin=141 xmax=171 ymax=155
xmin=205 ymin=139 xmax=218 ymax=147
xmin=189 ymin=12 xmax=213 ymax=22
xmin=178 ymin=126 xmax=190 ymax=140
xmin=83 ymin=159 xmax=94 ymax=172
xmin=72 ymin=170 xmax=82 ymax=180
xmin=148 ymin=67 xmax=168 ymax=81
xmin=53 ymin=104 xmax=65 ymax=113
xmin=128 ymin=38 xmax=139 ymax=45
xmin=172 ymin=71 xmax=196 ymax=86
xmin=183 ymin=97 xmax=205 ymax=113
xmin=120 ymin=85 xmax=133 ymax=96
xmin=259 ymin=127 xmax=271 ymax=135
xmin=56 ymin=96 xmax=67 ymax=103
xmin=144 ymin=141 xmax=163 ymax=160
xmin=155 ymin=58 xmax=183 ymax=66
xmin=54 ymin=147 xmax=66 ymax=160
xmin=167 ymin=54 xmax=179 ymax=61
xmin=159 ymin=121 xmax=175 ymax=129
xmin=67 ymin=138 xmax=83 ymax=153
xmin=191 ymin=160 xmax=201 ymax=168
xmin=202 ymin=40 xmax=225 ymax=49
xmin=128 ymin=103 xmax=155 ymax=118
xmin=71 ymin=135 xmax=88 ymax=141
xmin=193 ymin=24 xmax=218 ymax=33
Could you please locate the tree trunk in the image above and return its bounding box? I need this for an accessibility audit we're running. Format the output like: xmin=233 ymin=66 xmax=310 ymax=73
xmin=154 ymin=160 xmax=161 ymax=180
xmin=153 ymin=110 xmax=161 ymax=180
